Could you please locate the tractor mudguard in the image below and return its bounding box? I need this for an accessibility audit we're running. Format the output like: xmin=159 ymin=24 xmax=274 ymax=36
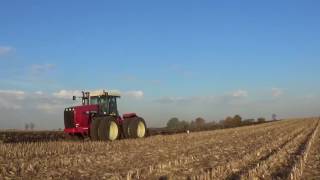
xmin=123 ymin=113 xmax=137 ymax=119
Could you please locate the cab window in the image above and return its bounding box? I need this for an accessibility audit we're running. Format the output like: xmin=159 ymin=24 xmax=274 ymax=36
xmin=90 ymin=97 xmax=98 ymax=104
xmin=90 ymin=96 xmax=108 ymax=105
xmin=108 ymin=97 xmax=118 ymax=115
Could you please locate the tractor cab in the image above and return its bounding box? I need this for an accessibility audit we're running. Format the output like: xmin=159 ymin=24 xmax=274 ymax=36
xmin=74 ymin=90 xmax=120 ymax=117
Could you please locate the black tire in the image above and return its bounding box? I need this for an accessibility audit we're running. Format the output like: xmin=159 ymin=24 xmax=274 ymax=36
xmin=122 ymin=118 xmax=131 ymax=138
xmin=90 ymin=117 xmax=101 ymax=141
xmin=98 ymin=117 xmax=120 ymax=141
xmin=128 ymin=117 xmax=147 ymax=138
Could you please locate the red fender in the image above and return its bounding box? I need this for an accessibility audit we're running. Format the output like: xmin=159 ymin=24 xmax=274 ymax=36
xmin=123 ymin=113 xmax=137 ymax=118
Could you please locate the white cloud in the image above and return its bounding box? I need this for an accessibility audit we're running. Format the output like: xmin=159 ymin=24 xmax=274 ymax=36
xmin=304 ymin=94 xmax=315 ymax=99
xmin=154 ymin=90 xmax=249 ymax=105
xmin=0 ymin=98 xmax=21 ymax=109
xmin=0 ymin=90 xmax=26 ymax=109
xmin=30 ymin=64 xmax=55 ymax=74
xmin=272 ymin=88 xmax=283 ymax=97
xmin=155 ymin=97 xmax=182 ymax=104
xmin=0 ymin=46 xmax=14 ymax=55
xmin=34 ymin=91 xmax=43 ymax=95
xmin=0 ymin=90 xmax=25 ymax=95
xmin=0 ymin=90 xmax=25 ymax=99
xmin=123 ymin=90 xmax=144 ymax=99
xmin=35 ymin=103 xmax=65 ymax=113
xmin=232 ymin=90 xmax=248 ymax=97
xmin=53 ymin=90 xmax=82 ymax=99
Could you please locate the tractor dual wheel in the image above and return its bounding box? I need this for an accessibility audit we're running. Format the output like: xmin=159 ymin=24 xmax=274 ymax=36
xmin=90 ymin=117 xmax=102 ymax=141
xmin=98 ymin=117 xmax=120 ymax=141
xmin=123 ymin=117 xmax=147 ymax=139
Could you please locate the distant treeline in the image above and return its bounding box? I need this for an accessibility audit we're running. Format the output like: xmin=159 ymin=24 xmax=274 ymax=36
xmin=164 ymin=115 xmax=275 ymax=132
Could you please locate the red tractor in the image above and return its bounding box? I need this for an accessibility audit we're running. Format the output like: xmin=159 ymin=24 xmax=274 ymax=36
xmin=64 ymin=90 xmax=147 ymax=141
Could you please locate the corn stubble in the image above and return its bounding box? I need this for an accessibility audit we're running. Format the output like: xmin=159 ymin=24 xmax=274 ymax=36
xmin=0 ymin=118 xmax=319 ymax=180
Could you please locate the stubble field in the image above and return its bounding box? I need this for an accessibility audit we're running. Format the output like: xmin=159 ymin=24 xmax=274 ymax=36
xmin=0 ymin=118 xmax=319 ymax=180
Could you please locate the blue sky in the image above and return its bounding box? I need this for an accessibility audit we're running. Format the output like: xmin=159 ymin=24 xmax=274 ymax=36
xmin=0 ymin=1 xmax=319 ymax=128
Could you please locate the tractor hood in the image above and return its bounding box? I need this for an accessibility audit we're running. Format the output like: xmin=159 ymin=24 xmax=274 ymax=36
xmin=64 ymin=104 xmax=99 ymax=129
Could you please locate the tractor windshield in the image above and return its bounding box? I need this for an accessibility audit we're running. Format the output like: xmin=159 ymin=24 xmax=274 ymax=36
xmin=90 ymin=96 xmax=107 ymax=105
xmin=90 ymin=97 xmax=98 ymax=104
xmin=90 ymin=96 xmax=119 ymax=116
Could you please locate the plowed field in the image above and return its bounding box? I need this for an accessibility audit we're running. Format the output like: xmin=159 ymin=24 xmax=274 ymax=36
xmin=0 ymin=118 xmax=319 ymax=180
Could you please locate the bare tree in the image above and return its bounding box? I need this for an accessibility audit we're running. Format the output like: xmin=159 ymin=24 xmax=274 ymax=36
xmin=166 ymin=117 xmax=180 ymax=129
xmin=272 ymin=114 xmax=277 ymax=121
xmin=222 ymin=115 xmax=242 ymax=127
xmin=25 ymin=123 xmax=29 ymax=130
xmin=257 ymin=117 xmax=266 ymax=123
xmin=223 ymin=116 xmax=234 ymax=127
xmin=195 ymin=117 xmax=205 ymax=127
xmin=30 ymin=122 xmax=35 ymax=130
xmin=233 ymin=115 xmax=242 ymax=126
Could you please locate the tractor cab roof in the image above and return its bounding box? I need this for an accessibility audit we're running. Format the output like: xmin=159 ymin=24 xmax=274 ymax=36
xmin=89 ymin=90 xmax=121 ymax=97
